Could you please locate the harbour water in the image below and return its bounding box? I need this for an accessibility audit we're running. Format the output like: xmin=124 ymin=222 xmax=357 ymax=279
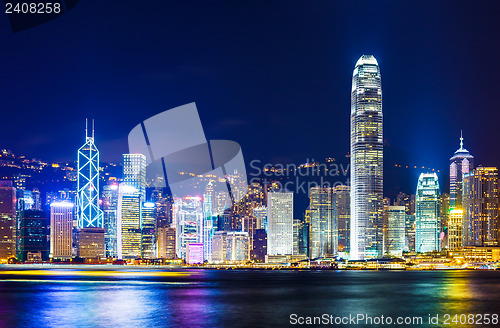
xmin=0 ymin=266 xmax=499 ymax=327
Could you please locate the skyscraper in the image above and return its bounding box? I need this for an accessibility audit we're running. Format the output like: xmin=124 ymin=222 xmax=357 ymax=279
xmin=308 ymin=187 xmax=335 ymax=259
xmin=415 ymin=173 xmax=441 ymax=253
xmin=18 ymin=210 xmax=49 ymax=262
xmin=333 ymin=185 xmax=350 ymax=254
xmin=450 ymin=132 xmax=474 ymax=209
xmin=267 ymin=191 xmax=293 ymax=256
xmin=175 ymin=197 xmax=203 ymax=260
xmin=77 ymin=120 xmax=103 ymax=228
xmin=141 ymin=201 xmax=156 ymax=259
xmin=117 ymin=184 xmax=142 ymax=259
xmin=50 ymin=202 xmax=74 ymax=260
xmin=123 ymin=154 xmax=147 ymax=200
xmin=385 ymin=206 xmax=406 ymax=256
xmin=448 ymin=209 xmax=464 ymax=251
xmin=0 ymin=181 xmax=16 ymax=261
xmin=102 ymin=183 xmax=119 ymax=258
xmin=350 ymin=55 xmax=383 ymax=260
xmin=463 ymin=167 xmax=499 ymax=246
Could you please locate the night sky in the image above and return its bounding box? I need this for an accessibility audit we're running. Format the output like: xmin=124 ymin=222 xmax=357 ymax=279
xmin=1 ymin=1 xmax=500 ymax=196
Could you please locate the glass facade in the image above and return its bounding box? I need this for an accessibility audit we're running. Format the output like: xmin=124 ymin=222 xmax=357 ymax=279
xmin=386 ymin=206 xmax=405 ymax=256
xmin=308 ymin=187 xmax=335 ymax=259
xmin=463 ymin=167 xmax=499 ymax=246
xmin=350 ymin=55 xmax=383 ymax=260
xmin=123 ymin=154 xmax=147 ymax=201
xmin=77 ymin=121 xmax=103 ymax=228
xmin=449 ymin=133 xmax=474 ymax=209
xmin=415 ymin=173 xmax=441 ymax=253
xmin=267 ymin=191 xmax=293 ymax=256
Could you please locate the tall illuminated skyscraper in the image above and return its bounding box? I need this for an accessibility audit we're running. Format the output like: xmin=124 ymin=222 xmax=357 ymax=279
xmin=267 ymin=191 xmax=293 ymax=256
xmin=385 ymin=206 xmax=405 ymax=256
xmin=203 ymin=182 xmax=215 ymax=262
xmin=415 ymin=173 xmax=441 ymax=253
xmin=103 ymin=183 xmax=119 ymax=258
xmin=175 ymin=197 xmax=203 ymax=260
xmin=117 ymin=184 xmax=142 ymax=259
xmin=0 ymin=181 xmax=16 ymax=261
xmin=50 ymin=202 xmax=74 ymax=260
xmin=308 ymin=187 xmax=334 ymax=259
xmin=463 ymin=167 xmax=499 ymax=246
xmin=333 ymin=185 xmax=350 ymax=254
xmin=350 ymin=55 xmax=383 ymax=260
xmin=141 ymin=202 xmax=156 ymax=259
xmin=77 ymin=120 xmax=103 ymax=228
xmin=123 ymin=154 xmax=147 ymax=200
xmin=450 ymin=132 xmax=474 ymax=209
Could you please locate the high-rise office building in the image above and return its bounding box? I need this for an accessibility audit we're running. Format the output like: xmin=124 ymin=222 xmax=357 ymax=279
xmin=463 ymin=167 xmax=499 ymax=246
xmin=212 ymin=231 xmax=227 ymax=263
xmin=350 ymin=55 xmax=383 ymax=260
xmin=123 ymin=154 xmax=147 ymax=200
xmin=267 ymin=191 xmax=293 ymax=256
xmin=141 ymin=202 xmax=156 ymax=259
xmin=440 ymin=193 xmax=450 ymax=249
xmin=102 ymin=183 xmax=119 ymax=258
xmin=77 ymin=120 xmax=104 ymax=228
xmin=448 ymin=209 xmax=464 ymax=251
xmin=0 ymin=181 xmax=16 ymax=261
xmin=252 ymin=229 xmax=267 ymax=262
xmin=203 ymin=182 xmax=215 ymax=262
xmin=157 ymin=227 xmax=176 ymax=259
xmin=18 ymin=210 xmax=49 ymax=262
xmin=175 ymin=197 xmax=203 ymax=260
xmin=385 ymin=206 xmax=406 ymax=256
xmin=212 ymin=231 xmax=249 ymax=262
xmin=405 ymin=214 xmax=416 ymax=252
xmin=450 ymin=132 xmax=474 ymax=209
xmin=50 ymin=202 xmax=74 ymax=260
xmin=333 ymin=185 xmax=350 ymax=254
xmin=308 ymin=187 xmax=335 ymax=258
xmin=226 ymin=232 xmax=249 ymax=262
xmin=253 ymin=206 xmax=267 ymax=231
xmin=117 ymin=184 xmax=142 ymax=259
xmin=415 ymin=173 xmax=441 ymax=253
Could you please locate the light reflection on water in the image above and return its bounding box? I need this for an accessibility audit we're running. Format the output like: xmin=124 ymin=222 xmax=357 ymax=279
xmin=0 ymin=268 xmax=499 ymax=328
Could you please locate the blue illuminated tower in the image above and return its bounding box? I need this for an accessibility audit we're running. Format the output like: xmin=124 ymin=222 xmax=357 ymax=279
xmin=77 ymin=119 xmax=104 ymax=228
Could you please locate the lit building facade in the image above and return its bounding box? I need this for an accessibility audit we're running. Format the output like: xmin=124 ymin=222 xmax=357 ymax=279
xmin=448 ymin=209 xmax=464 ymax=251
xmin=350 ymin=55 xmax=383 ymax=260
xmin=117 ymin=184 xmax=142 ymax=259
xmin=308 ymin=187 xmax=335 ymax=258
xmin=50 ymin=202 xmax=74 ymax=260
xmin=175 ymin=197 xmax=203 ymax=260
xmin=333 ymin=185 xmax=350 ymax=254
xmin=463 ymin=167 xmax=499 ymax=246
xmin=0 ymin=181 xmax=16 ymax=261
xmin=18 ymin=210 xmax=49 ymax=262
xmin=385 ymin=206 xmax=405 ymax=256
xmin=77 ymin=120 xmax=104 ymax=228
xmin=123 ymin=154 xmax=147 ymax=200
xmin=450 ymin=132 xmax=474 ymax=209
xmin=103 ymin=183 xmax=119 ymax=258
xmin=415 ymin=173 xmax=441 ymax=253
xmin=141 ymin=202 xmax=156 ymax=259
xmin=267 ymin=191 xmax=293 ymax=256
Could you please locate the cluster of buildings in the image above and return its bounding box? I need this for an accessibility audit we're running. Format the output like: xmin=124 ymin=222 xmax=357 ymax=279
xmin=0 ymin=55 xmax=498 ymax=266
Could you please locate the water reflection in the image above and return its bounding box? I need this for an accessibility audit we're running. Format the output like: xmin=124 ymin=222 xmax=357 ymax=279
xmin=0 ymin=269 xmax=499 ymax=328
